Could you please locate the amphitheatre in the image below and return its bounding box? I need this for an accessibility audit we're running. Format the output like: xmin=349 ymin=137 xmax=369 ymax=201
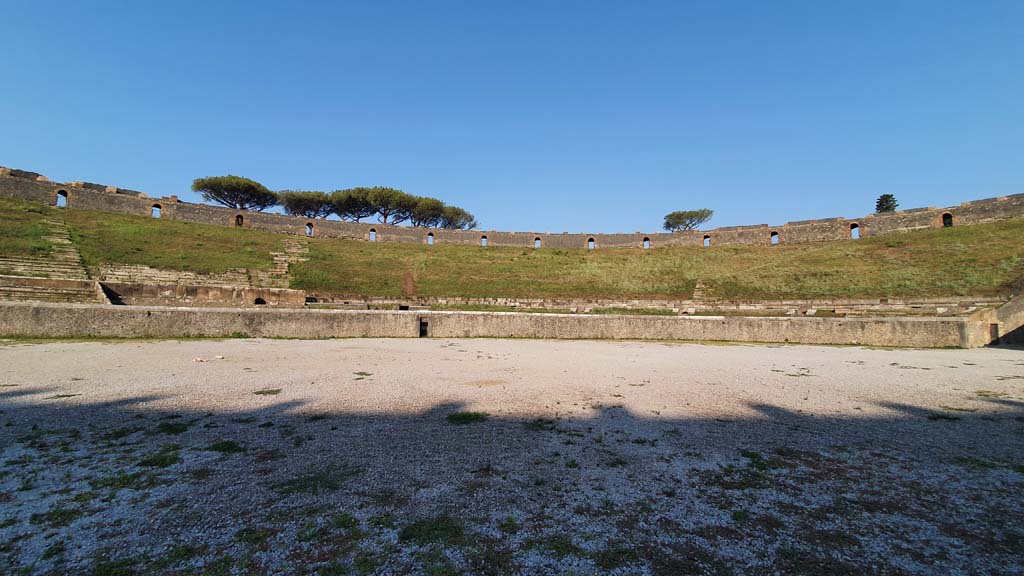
xmin=0 ymin=165 xmax=1022 ymax=347
xmin=1 ymin=164 xmax=1023 ymax=575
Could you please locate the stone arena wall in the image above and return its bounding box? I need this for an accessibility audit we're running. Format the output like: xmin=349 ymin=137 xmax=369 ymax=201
xmin=0 ymin=301 xmax=1001 ymax=348
xmin=99 ymin=282 xmax=307 ymax=308
xmin=2 ymin=165 xmax=1023 ymax=249
xmin=316 ymin=294 xmax=1006 ymax=316
xmin=995 ymin=295 xmax=1024 ymax=344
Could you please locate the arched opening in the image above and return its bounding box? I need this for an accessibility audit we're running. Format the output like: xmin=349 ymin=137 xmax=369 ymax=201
xmin=305 ymin=223 xmax=314 ymax=237
xmin=235 ymin=215 xmax=244 ymax=228
xmin=770 ymin=231 xmax=779 ymax=245
xmin=587 ymin=238 xmax=596 ymax=250
xmin=850 ymin=223 xmax=860 ymax=239
xmin=55 ymin=190 xmax=68 ymax=208
xmin=369 ymin=229 xmax=377 ymax=242
xmin=703 ymin=235 xmax=711 ymax=247
xmin=427 ymin=232 xmax=435 ymax=246
xmin=942 ymin=213 xmax=954 ymax=228
xmin=642 ymin=237 xmax=651 ymax=249
xmin=254 ymin=298 xmax=267 ymax=305
xmin=151 ymin=204 xmax=162 ymax=218
xmin=534 ymin=237 xmax=541 ymax=249
xmin=481 ymin=235 xmax=488 ymax=247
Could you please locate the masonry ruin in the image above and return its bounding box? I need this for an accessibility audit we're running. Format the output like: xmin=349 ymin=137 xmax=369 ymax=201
xmin=2 ymin=165 xmax=1024 ymax=249
xmin=1 ymin=164 xmax=1022 ymax=347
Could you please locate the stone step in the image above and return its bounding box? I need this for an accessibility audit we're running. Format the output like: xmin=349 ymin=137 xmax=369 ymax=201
xmin=252 ymin=239 xmax=306 ymax=288
xmin=0 ymin=269 xmax=89 ymax=280
xmin=692 ymin=280 xmax=712 ymax=302
xmin=0 ymin=266 xmax=88 ymax=275
xmin=0 ymin=294 xmax=97 ymax=304
xmin=97 ymin=264 xmax=252 ymax=288
xmin=0 ymin=255 xmax=78 ymax=263
xmin=0 ymin=269 xmax=89 ymax=278
xmin=9 ymin=219 xmax=94 ymax=281
xmin=0 ymin=257 xmax=87 ymax=267
xmin=0 ymin=284 xmax=96 ymax=295
xmin=0 ymin=262 xmax=88 ymax=272
xmin=0 ymin=286 xmax=99 ymax=304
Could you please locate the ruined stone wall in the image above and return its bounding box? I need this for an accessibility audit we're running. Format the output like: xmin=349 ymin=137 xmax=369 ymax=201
xmin=99 ymin=282 xmax=306 ymax=307
xmin=995 ymin=294 xmax=1024 ymax=344
xmin=2 ymin=165 xmax=1023 ymax=249
xmin=0 ymin=301 xmax=994 ymax=348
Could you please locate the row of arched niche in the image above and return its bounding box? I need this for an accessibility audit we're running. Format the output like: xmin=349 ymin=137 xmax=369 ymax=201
xmin=51 ymin=190 xmax=957 ymax=248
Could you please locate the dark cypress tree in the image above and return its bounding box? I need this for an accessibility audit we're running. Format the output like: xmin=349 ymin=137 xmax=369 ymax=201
xmin=875 ymin=194 xmax=898 ymax=213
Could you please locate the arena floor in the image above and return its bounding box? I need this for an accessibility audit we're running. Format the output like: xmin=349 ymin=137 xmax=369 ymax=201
xmin=1 ymin=338 xmax=1022 ymax=575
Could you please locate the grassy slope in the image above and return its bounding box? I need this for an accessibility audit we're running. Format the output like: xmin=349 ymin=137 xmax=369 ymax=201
xmin=0 ymin=198 xmax=53 ymax=259
xmin=292 ymin=220 xmax=1024 ymax=300
xmin=0 ymin=197 xmax=1021 ymax=299
xmin=61 ymin=205 xmax=281 ymax=273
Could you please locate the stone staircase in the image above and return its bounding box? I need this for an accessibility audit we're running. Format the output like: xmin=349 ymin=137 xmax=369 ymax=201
xmin=252 ymin=237 xmax=309 ymax=288
xmin=98 ymin=265 xmax=252 ymax=287
xmin=692 ymin=280 xmax=712 ymax=303
xmin=0 ymin=219 xmax=89 ymax=280
xmin=0 ymin=220 xmax=103 ymax=303
xmin=0 ymin=282 xmax=100 ymax=304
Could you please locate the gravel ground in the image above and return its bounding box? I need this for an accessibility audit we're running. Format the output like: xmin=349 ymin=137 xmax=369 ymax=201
xmin=0 ymin=338 xmax=1022 ymax=575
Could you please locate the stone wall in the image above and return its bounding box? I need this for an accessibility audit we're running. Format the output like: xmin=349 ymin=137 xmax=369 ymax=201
xmin=2 ymin=166 xmax=1023 ymax=249
xmin=99 ymin=282 xmax=306 ymax=307
xmin=98 ymin=265 xmax=252 ymax=287
xmin=314 ymin=294 xmax=1006 ymax=316
xmin=995 ymin=295 xmax=1024 ymax=344
xmin=0 ymin=301 xmax=1004 ymax=348
xmin=425 ymin=310 xmax=984 ymax=348
xmin=0 ymin=276 xmax=107 ymax=304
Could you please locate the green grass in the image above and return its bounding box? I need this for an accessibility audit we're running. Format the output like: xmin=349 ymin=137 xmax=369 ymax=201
xmin=2 ymin=196 xmax=1023 ymax=300
xmin=527 ymin=534 xmax=586 ymax=558
xmin=272 ymin=465 xmax=363 ymax=495
xmin=103 ymin=426 xmax=145 ymax=440
xmin=61 ymin=202 xmax=281 ymax=273
xmin=156 ymin=421 xmax=191 ymax=435
xmin=446 ymin=411 xmax=488 ymax=425
xmin=207 ymin=440 xmax=245 ymax=454
xmin=90 ymin=557 xmax=141 ymax=576
xmin=0 ymin=198 xmax=53 ymax=262
xmin=292 ymin=219 xmax=1024 ymax=300
xmin=89 ymin=471 xmax=157 ymax=491
xmin=30 ymin=506 xmax=84 ymax=527
xmin=150 ymin=544 xmax=207 ymax=570
xmin=138 ymin=445 xmax=182 ymax=468
xmin=235 ymin=527 xmax=276 ymax=546
xmin=42 ymin=540 xmax=66 ymax=560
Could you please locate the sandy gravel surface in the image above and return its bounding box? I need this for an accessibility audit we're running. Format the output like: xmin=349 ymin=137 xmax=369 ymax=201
xmin=0 ymin=338 xmax=1022 ymax=575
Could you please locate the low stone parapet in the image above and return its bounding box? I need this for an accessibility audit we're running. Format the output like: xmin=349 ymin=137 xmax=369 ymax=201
xmin=308 ymin=294 xmax=1005 ymax=317
xmin=99 ymin=282 xmax=305 ymax=307
xmin=0 ymin=301 xmax=998 ymax=348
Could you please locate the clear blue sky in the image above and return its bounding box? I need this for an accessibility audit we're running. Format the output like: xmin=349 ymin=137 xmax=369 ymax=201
xmin=2 ymin=1 xmax=1021 ymax=233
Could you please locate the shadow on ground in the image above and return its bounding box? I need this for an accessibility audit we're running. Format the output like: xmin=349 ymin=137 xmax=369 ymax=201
xmin=1 ymin=385 xmax=1022 ymax=575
